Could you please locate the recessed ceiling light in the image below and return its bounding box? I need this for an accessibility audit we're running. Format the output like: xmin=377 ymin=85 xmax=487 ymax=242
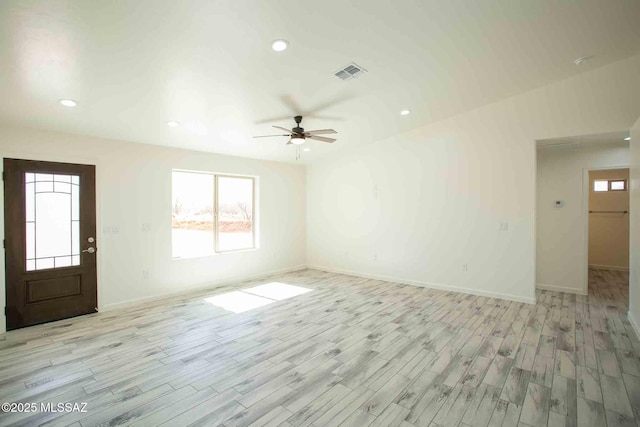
xmin=574 ymin=56 xmax=592 ymax=66
xmin=400 ymin=110 xmax=411 ymax=116
xmin=303 ymin=148 xmax=311 ymax=152
xmin=271 ymin=39 xmax=289 ymax=52
xmin=625 ymin=137 xmax=631 ymax=141
xmin=166 ymin=121 xmax=180 ymax=127
xmin=59 ymin=99 xmax=77 ymax=107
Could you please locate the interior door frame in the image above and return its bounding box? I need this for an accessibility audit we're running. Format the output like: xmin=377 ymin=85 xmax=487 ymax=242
xmin=0 ymin=150 xmax=100 ymax=333
xmin=582 ymin=164 xmax=630 ymax=295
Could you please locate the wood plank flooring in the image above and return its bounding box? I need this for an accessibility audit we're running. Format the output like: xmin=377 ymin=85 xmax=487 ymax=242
xmin=0 ymin=268 xmax=638 ymax=426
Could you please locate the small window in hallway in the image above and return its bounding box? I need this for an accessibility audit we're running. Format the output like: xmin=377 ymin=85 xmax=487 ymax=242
xmin=593 ymin=180 xmax=608 ymax=192
xmin=610 ymin=180 xmax=627 ymax=191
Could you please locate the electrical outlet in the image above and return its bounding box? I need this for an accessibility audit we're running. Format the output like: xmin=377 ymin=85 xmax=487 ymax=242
xmin=141 ymin=223 xmax=151 ymax=232
xmin=373 ymin=254 xmax=378 ymax=262
xmin=142 ymin=270 xmax=149 ymax=279
xmin=373 ymin=185 xmax=379 ymax=199
xmin=462 ymin=264 xmax=468 ymax=271
xmin=498 ymin=222 xmax=509 ymax=231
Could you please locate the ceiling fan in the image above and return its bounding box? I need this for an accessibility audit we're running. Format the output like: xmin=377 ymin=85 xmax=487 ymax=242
xmin=253 ymin=116 xmax=337 ymax=145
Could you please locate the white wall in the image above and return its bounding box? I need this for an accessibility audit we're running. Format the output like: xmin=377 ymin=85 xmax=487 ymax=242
xmin=536 ymin=143 xmax=629 ymax=295
xmin=0 ymin=124 xmax=306 ymax=333
xmin=307 ymin=53 xmax=640 ymax=304
xmin=629 ymin=117 xmax=640 ymax=338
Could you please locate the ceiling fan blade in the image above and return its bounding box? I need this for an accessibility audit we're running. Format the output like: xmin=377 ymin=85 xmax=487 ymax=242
xmin=253 ymin=134 xmax=290 ymax=138
xmin=286 ymin=139 xmax=293 ymax=145
xmin=280 ymin=94 xmax=303 ymax=114
xmin=308 ymin=135 xmax=336 ymax=143
xmin=255 ymin=93 xmax=353 ymax=124
xmin=272 ymin=125 xmax=294 ymax=134
xmin=305 ymin=129 xmax=337 ymax=135
xmin=284 ymin=93 xmax=354 ymax=115
xmin=255 ymin=114 xmax=295 ymax=124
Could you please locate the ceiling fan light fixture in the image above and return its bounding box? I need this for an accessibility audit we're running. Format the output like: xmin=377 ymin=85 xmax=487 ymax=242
xmin=625 ymin=137 xmax=631 ymax=141
xmin=303 ymin=148 xmax=311 ymax=152
xmin=400 ymin=109 xmax=411 ymax=116
xmin=291 ymin=134 xmax=305 ymax=145
xmin=271 ymin=39 xmax=289 ymax=52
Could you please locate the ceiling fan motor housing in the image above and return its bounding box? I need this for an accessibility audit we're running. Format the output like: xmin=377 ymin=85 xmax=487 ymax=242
xmin=293 ymin=116 xmax=304 ymax=135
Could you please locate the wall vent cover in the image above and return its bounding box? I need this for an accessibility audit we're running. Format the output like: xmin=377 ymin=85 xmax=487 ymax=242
xmin=334 ymin=62 xmax=367 ymax=80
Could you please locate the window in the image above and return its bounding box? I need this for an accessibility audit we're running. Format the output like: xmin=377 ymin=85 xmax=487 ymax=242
xmin=610 ymin=180 xmax=627 ymax=191
xmin=216 ymin=176 xmax=255 ymax=252
xmin=25 ymin=173 xmax=81 ymax=270
xmin=592 ymin=179 xmax=627 ymax=192
xmin=593 ymin=180 xmax=608 ymax=192
xmin=172 ymin=171 xmax=256 ymax=258
xmin=172 ymin=171 xmax=214 ymax=258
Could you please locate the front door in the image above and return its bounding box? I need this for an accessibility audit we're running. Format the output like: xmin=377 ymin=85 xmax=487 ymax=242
xmin=4 ymin=158 xmax=97 ymax=330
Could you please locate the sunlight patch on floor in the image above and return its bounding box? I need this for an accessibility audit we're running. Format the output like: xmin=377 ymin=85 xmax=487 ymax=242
xmin=242 ymin=282 xmax=313 ymax=300
xmin=203 ymin=282 xmax=312 ymax=314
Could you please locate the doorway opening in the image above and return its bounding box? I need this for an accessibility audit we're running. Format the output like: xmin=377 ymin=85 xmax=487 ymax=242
xmin=587 ymin=168 xmax=630 ymax=306
xmin=535 ymin=131 xmax=630 ymax=305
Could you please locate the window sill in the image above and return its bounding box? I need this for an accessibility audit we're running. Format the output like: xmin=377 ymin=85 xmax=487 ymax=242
xmin=216 ymin=247 xmax=259 ymax=255
xmin=172 ymin=247 xmax=258 ymax=260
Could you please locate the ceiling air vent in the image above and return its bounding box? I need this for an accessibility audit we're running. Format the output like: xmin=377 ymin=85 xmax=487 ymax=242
xmin=334 ymin=62 xmax=367 ymax=81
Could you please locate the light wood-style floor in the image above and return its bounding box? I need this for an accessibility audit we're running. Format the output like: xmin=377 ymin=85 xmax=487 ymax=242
xmin=0 ymin=268 xmax=638 ymax=427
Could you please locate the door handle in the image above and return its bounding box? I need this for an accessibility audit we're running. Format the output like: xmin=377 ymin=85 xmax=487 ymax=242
xmin=82 ymin=247 xmax=96 ymax=254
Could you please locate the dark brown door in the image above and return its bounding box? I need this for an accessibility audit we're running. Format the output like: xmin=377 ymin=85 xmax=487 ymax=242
xmin=4 ymin=159 xmax=97 ymax=330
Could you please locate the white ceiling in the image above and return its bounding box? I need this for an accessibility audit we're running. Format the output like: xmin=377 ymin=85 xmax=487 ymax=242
xmin=1 ymin=1 xmax=639 ymax=164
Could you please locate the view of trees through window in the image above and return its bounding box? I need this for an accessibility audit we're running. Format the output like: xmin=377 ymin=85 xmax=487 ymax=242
xmin=217 ymin=176 xmax=254 ymax=252
xmin=172 ymin=171 xmax=255 ymax=258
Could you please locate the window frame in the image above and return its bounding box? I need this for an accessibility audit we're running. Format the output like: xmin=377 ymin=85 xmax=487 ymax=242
xmin=593 ymin=180 xmax=609 ymax=192
xmin=609 ymin=179 xmax=627 ymax=191
xmin=214 ymin=174 xmax=257 ymax=253
xmin=592 ymin=179 xmax=628 ymax=192
xmin=171 ymin=170 xmax=257 ymax=259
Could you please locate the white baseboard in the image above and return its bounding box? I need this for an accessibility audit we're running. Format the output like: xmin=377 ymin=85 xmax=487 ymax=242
xmin=100 ymin=264 xmax=308 ymax=312
xmin=628 ymin=311 xmax=640 ymax=341
xmin=536 ymin=283 xmax=588 ymax=295
xmin=308 ymin=265 xmax=536 ymax=305
xmin=589 ymin=264 xmax=629 ymax=272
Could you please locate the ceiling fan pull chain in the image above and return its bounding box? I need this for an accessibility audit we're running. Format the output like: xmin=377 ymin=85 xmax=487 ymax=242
xmin=296 ymin=145 xmax=300 ymax=160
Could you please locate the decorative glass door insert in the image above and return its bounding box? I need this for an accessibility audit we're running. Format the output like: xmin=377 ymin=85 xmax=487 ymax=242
xmin=25 ymin=173 xmax=81 ymax=270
